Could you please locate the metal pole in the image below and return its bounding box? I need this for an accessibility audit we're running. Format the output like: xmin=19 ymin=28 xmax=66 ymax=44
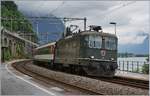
xmin=132 ymin=61 xmax=134 ymax=72
xmin=63 ymin=18 xmax=66 ymax=37
xmin=118 ymin=61 xmax=120 ymax=70
xmin=123 ymin=61 xmax=124 ymax=71
xmin=110 ymin=22 xmax=116 ymax=35
xmin=22 ymin=22 xmax=24 ymax=38
xmin=115 ymin=24 xmax=116 ymax=35
xmin=36 ymin=22 xmax=39 ymax=36
xmin=47 ymin=32 xmax=48 ymax=43
xmin=11 ymin=18 xmax=12 ymax=32
xmin=137 ymin=61 xmax=139 ymax=73
xmin=84 ymin=17 xmax=86 ymax=31
xmin=20 ymin=22 xmax=24 ymax=38
xmin=127 ymin=61 xmax=129 ymax=71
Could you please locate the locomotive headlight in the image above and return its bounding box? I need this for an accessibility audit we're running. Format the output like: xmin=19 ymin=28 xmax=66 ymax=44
xmin=90 ymin=56 xmax=94 ymax=59
xmin=111 ymin=58 xmax=114 ymax=61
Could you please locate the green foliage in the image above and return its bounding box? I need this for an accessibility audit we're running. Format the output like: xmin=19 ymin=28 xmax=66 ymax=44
xmin=1 ymin=1 xmax=38 ymax=42
xmin=1 ymin=1 xmax=17 ymax=10
xmin=132 ymin=68 xmax=140 ymax=73
xmin=3 ymin=43 xmax=25 ymax=61
xmin=146 ymin=57 xmax=149 ymax=62
xmin=4 ymin=48 xmax=11 ymax=61
xmin=1 ymin=1 xmax=38 ymax=61
xmin=15 ymin=43 xmax=24 ymax=58
xmin=142 ymin=64 xmax=149 ymax=74
xmin=24 ymin=54 xmax=32 ymax=59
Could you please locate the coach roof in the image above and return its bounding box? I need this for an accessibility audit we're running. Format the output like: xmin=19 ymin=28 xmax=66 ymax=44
xmin=35 ymin=42 xmax=56 ymax=50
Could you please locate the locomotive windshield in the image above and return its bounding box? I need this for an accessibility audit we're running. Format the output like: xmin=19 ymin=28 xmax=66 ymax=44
xmin=85 ymin=35 xmax=117 ymax=50
xmin=85 ymin=35 xmax=102 ymax=49
xmin=105 ymin=37 xmax=117 ymax=50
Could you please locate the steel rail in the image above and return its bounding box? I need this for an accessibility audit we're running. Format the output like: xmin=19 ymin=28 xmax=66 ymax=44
xmin=87 ymin=75 xmax=149 ymax=90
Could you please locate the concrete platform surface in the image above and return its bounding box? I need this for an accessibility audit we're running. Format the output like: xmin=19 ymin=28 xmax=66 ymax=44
xmin=1 ymin=60 xmax=91 ymax=95
xmin=115 ymin=70 xmax=149 ymax=81
xmin=1 ymin=62 xmax=56 ymax=95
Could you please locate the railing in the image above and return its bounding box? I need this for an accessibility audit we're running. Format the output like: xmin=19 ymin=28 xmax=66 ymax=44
xmin=117 ymin=61 xmax=148 ymax=74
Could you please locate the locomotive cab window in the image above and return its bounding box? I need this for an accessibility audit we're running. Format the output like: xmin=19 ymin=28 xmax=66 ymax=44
xmin=105 ymin=37 xmax=117 ymax=50
xmin=85 ymin=35 xmax=102 ymax=49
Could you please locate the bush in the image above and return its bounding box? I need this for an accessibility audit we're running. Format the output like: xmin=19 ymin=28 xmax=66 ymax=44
xmin=4 ymin=48 xmax=12 ymax=61
xmin=142 ymin=64 xmax=149 ymax=74
xmin=132 ymin=68 xmax=141 ymax=73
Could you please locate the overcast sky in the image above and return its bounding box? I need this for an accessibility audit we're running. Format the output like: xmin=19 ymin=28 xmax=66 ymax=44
xmin=15 ymin=1 xmax=149 ymax=45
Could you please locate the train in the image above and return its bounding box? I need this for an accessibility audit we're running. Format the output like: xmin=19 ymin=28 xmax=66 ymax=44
xmin=33 ymin=25 xmax=118 ymax=77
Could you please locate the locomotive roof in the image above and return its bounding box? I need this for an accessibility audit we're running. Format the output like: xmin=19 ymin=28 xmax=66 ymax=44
xmin=79 ymin=31 xmax=117 ymax=38
xmin=35 ymin=42 xmax=56 ymax=50
xmin=63 ymin=31 xmax=117 ymax=40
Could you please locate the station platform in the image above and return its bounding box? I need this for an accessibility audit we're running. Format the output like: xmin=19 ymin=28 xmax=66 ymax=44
xmin=115 ymin=70 xmax=149 ymax=81
xmin=1 ymin=60 xmax=91 ymax=95
xmin=1 ymin=63 xmax=52 ymax=95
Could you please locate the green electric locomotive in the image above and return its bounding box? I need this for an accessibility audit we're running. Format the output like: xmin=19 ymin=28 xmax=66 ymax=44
xmin=34 ymin=26 xmax=118 ymax=77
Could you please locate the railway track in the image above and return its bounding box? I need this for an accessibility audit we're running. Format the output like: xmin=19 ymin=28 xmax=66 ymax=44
xmin=35 ymin=62 xmax=149 ymax=90
xmin=88 ymin=75 xmax=149 ymax=90
xmin=11 ymin=61 xmax=101 ymax=95
xmin=33 ymin=61 xmax=149 ymax=90
xmin=11 ymin=61 xmax=149 ymax=95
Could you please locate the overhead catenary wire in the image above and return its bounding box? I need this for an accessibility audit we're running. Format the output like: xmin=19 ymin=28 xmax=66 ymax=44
xmin=62 ymin=1 xmax=136 ymax=26
xmin=47 ymin=1 xmax=65 ymax=17
xmin=27 ymin=0 xmax=66 ymax=43
xmin=4 ymin=1 xmax=137 ymax=45
xmin=72 ymin=1 xmax=137 ymax=31
xmin=38 ymin=1 xmax=65 ymax=43
xmin=88 ymin=1 xmax=137 ymax=21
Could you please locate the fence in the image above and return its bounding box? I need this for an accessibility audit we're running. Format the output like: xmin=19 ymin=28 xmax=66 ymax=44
xmin=117 ymin=61 xmax=148 ymax=74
